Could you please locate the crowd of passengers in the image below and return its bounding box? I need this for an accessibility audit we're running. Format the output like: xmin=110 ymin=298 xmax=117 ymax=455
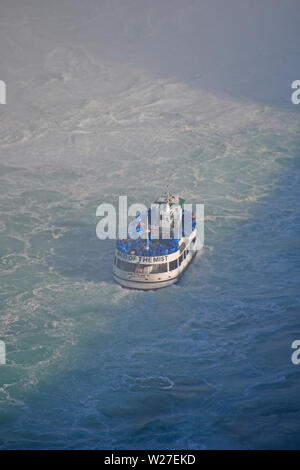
xmin=117 ymin=212 xmax=196 ymax=257
xmin=116 ymin=237 xmax=180 ymax=256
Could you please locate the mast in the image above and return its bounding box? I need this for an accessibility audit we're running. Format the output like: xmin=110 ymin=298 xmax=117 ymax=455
xmin=146 ymin=207 xmax=150 ymax=250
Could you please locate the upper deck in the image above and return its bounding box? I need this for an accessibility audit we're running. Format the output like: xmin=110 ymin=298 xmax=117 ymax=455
xmin=116 ymin=236 xmax=181 ymax=257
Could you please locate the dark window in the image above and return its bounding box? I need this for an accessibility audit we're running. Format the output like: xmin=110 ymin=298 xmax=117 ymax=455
xmin=183 ymin=250 xmax=186 ymax=259
xmin=117 ymin=259 xmax=140 ymax=272
xmin=117 ymin=259 xmax=168 ymax=274
xmin=169 ymin=259 xmax=178 ymax=271
xmin=150 ymin=263 xmax=168 ymax=273
xmin=179 ymin=255 xmax=183 ymax=265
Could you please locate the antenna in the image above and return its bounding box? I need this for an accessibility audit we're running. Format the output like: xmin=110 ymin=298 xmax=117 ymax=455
xmin=165 ymin=183 xmax=171 ymax=203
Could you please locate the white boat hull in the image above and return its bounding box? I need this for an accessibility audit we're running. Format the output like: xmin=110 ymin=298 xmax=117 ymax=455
xmin=113 ymin=274 xmax=179 ymax=290
xmin=113 ymin=230 xmax=198 ymax=290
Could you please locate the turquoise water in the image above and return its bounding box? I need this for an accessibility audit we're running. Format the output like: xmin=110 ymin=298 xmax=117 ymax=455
xmin=0 ymin=34 xmax=300 ymax=447
xmin=1 ymin=116 xmax=300 ymax=449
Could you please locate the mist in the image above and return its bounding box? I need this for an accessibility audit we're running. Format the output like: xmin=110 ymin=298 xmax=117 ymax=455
xmin=1 ymin=0 xmax=300 ymax=104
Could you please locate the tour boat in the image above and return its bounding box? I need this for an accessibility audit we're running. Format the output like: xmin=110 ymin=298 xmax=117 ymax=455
xmin=113 ymin=194 xmax=198 ymax=289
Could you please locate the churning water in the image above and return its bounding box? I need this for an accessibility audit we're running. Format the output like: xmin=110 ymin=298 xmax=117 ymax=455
xmin=0 ymin=43 xmax=300 ymax=449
